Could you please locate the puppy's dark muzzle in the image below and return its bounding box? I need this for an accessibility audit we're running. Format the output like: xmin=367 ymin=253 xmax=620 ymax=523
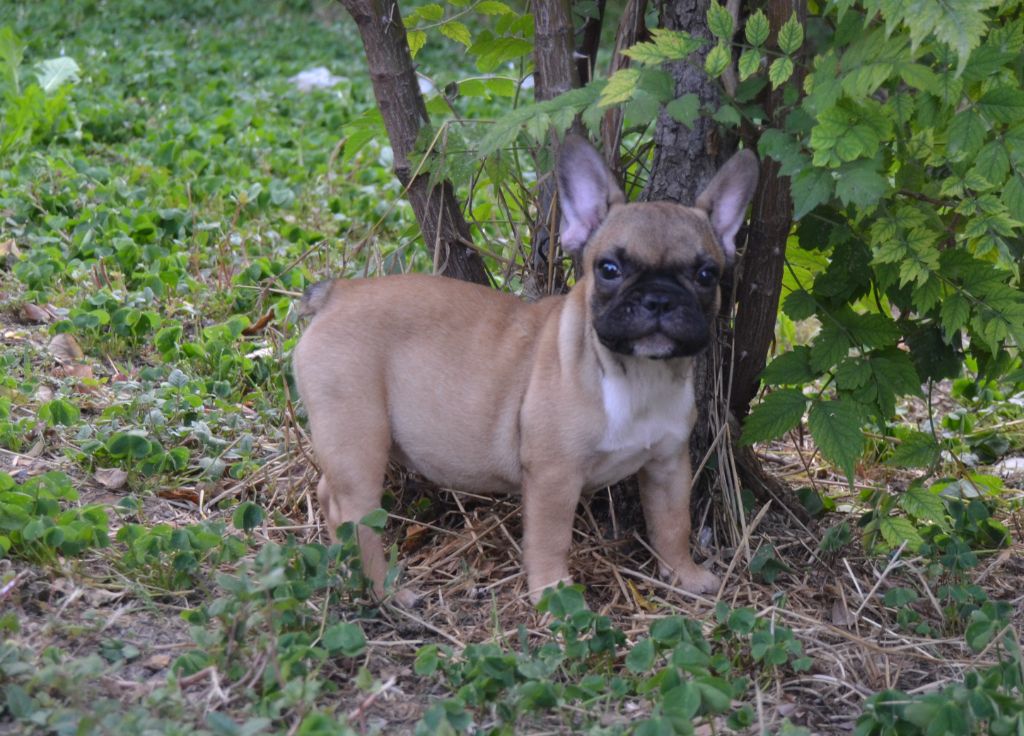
xmin=593 ymin=282 xmax=711 ymax=358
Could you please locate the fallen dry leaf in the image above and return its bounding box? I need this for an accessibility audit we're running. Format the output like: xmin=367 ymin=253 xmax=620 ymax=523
xmin=0 ymin=239 xmax=21 ymax=260
xmin=831 ymin=598 xmax=856 ymax=627
xmin=95 ymin=467 xmax=129 ymax=491
xmin=142 ymin=654 xmax=172 ymax=671
xmin=400 ymin=523 xmax=430 ymax=554
xmin=156 ymin=487 xmax=201 ymax=504
xmin=20 ymin=303 xmax=52 ymax=323
xmin=241 ymin=310 xmax=274 ymax=335
xmin=48 ymin=333 xmax=85 ymax=363
xmin=34 ymin=384 xmax=54 ymax=402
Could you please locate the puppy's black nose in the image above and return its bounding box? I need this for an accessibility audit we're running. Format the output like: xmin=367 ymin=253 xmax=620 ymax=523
xmin=641 ymin=291 xmax=675 ymax=315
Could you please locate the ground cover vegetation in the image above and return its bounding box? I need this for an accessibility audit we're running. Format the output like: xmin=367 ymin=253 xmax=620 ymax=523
xmin=0 ymin=0 xmax=1022 ymax=734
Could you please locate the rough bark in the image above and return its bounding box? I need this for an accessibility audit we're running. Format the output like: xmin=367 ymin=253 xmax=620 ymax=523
xmin=534 ymin=0 xmax=581 ymax=102
xmin=339 ymin=0 xmax=489 ymax=285
xmin=643 ymin=0 xmax=729 ymax=206
xmin=729 ymin=0 xmax=806 ymax=420
xmin=530 ymin=0 xmax=582 ymax=291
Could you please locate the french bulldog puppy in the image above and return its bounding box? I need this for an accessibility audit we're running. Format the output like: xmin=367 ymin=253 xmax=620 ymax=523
xmin=293 ymin=135 xmax=758 ymax=604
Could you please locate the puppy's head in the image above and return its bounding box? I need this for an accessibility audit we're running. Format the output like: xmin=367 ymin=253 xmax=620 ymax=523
xmin=557 ymin=136 xmax=758 ymax=359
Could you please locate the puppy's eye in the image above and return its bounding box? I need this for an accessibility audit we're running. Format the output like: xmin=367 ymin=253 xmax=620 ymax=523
xmin=696 ymin=265 xmax=719 ymax=287
xmin=598 ymin=259 xmax=622 ymax=281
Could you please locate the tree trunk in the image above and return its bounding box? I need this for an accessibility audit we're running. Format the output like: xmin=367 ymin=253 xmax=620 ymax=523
xmin=339 ymin=0 xmax=489 ymax=285
xmin=643 ymin=0 xmax=729 ymax=206
xmin=729 ymin=0 xmax=805 ymax=420
xmin=530 ymin=0 xmax=583 ymax=291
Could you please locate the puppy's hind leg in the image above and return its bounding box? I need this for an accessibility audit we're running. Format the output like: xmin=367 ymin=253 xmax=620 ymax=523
xmin=314 ymin=432 xmax=414 ymax=605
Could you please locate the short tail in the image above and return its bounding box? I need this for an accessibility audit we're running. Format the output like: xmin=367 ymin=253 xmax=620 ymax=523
xmin=297 ymin=280 xmax=335 ymax=318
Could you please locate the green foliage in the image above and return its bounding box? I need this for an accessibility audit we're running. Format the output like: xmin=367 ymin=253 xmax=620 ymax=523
xmin=744 ymin=1 xmax=1024 ymax=482
xmin=0 ymin=471 xmax=108 ymax=564
xmin=412 ymin=589 xmax=827 ymax=733
xmin=0 ymin=25 xmax=79 ymax=161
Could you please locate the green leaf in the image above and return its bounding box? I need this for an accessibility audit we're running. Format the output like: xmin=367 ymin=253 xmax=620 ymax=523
xmin=439 ymin=21 xmax=472 ymax=48
xmin=819 ymin=522 xmax=851 ymax=553
xmin=977 ymin=86 xmax=1024 ymax=124
xmin=706 ymin=2 xmax=734 ymax=41
xmin=741 ymin=389 xmax=808 ymax=444
xmin=407 ymin=30 xmax=427 ymax=59
xmin=768 ymin=56 xmax=794 ymax=89
xmin=4 ymin=683 xmax=34 ymax=719
xmin=807 ymin=399 xmax=864 ymax=482
xmin=712 ymin=104 xmax=741 ymax=127
xmin=737 ymin=49 xmax=761 ymax=81
xmin=599 ymin=68 xmax=640 ymax=107
xmin=761 ymin=347 xmax=819 ymax=385
xmin=809 ymin=324 xmax=850 ymax=372
xmin=940 ymin=293 xmax=970 ymax=334
xmin=947 ymin=109 xmax=987 ymax=158
xmin=38 ymin=398 xmax=80 ymax=427
xmin=626 ymin=638 xmax=655 ymax=673
xmin=877 ymin=516 xmax=923 ymax=551
xmin=792 ymin=168 xmax=834 ymax=220
xmin=889 ymin=433 xmax=941 ymax=469
xmin=749 ymin=543 xmax=791 ymax=583
xmin=414 ymin=644 xmax=440 ymax=675
xmin=476 ymin=1 xmax=513 ymax=15
xmin=663 ymin=683 xmax=701 ymax=720
xmin=897 ymin=0 xmax=998 ymax=75
xmin=757 ymin=129 xmax=807 ymax=177
xmin=1002 ymin=173 xmax=1024 ymax=220
xmin=415 ymin=3 xmax=445 ymax=22
xmin=782 ymin=289 xmax=817 ymax=320
xmin=34 ymin=56 xmax=80 ymax=93
xmin=898 ymin=484 xmax=946 ymax=524
xmin=322 ymin=621 xmax=367 ymax=657
xmin=232 ymin=501 xmax=264 ymax=532
xmin=473 ymin=37 xmax=532 ymax=73
xmin=623 ymin=29 xmax=704 ymax=65
xmin=704 ymin=43 xmax=731 ymax=78
xmin=745 ymin=10 xmax=770 ymax=47
xmin=106 ymin=432 xmax=153 ymax=460
xmin=777 ymin=12 xmax=803 ymax=54
xmin=0 ymin=26 xmax=26 ymax=96
xmin=359 ymin=508 xmax=388 ymax=532
xmin=834 ymin=160 xmax=889 ymax=209
xmin=665 ymin=93 xmax=700 ymax=128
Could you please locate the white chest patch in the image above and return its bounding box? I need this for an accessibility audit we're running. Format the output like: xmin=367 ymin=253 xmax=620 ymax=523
xmin=588 ymin=360 xmax=694 ymax=488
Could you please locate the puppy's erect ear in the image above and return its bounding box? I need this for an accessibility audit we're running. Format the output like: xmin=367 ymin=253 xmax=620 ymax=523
xmin=557 ymin=135 xmax=626 ymax=253
xmin=695 ymin=149 xmax=759 ymax=264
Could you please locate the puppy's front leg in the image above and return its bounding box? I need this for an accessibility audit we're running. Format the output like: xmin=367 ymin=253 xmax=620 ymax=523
xmin=639 ymin=452 xmax=719 ymax=595
xmin=522 ymin=467 xmax=584 ymax=603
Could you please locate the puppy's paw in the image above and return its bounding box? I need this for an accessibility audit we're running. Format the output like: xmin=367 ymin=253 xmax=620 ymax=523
xmin=662 ymin=563 xmax=719 ymax=595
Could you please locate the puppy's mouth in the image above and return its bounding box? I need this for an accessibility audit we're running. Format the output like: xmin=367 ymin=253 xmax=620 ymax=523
xmin=593 ymin=285 xmax=711 ymax=359
xmin=629 ymin=333 xmax=683 ymax=358
xmin=596 ymin=323 xmax=709 ymax=359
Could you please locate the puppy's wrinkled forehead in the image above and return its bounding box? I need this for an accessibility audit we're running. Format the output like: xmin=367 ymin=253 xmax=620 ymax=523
xmin=585 ymin=201 xmax=725 ymax=268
